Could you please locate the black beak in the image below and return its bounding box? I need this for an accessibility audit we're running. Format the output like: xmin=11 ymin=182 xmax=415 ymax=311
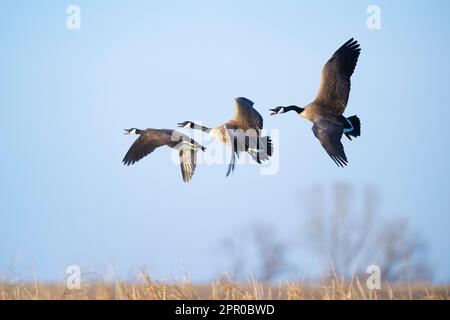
xmin=124 ymin=129 xmax=130 ymax=135
xmin=269 ymin=108 xmax=278 ymax=116
xmin=177 ymin=122 xmax=185 ymax=128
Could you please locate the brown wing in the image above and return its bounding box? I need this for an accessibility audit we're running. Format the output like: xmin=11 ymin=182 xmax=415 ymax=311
xmin=232 ymin=97 xmax=264 ymax=130
xmin=312 ymin=121 xmax=348 ymax=167
xmin=179 ymin=147 xmax=198 ymax=183
xmin=314 ymin=39 xmax=361 ymax=115
xmin=171 ymin=130 xmax=206 ymax=151
xmin=122 ymin=129 xmax=172 ymax=165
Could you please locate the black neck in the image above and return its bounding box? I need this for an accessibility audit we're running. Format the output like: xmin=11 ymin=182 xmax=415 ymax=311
xmin=285 ymin=105 xmax=304 ymax=114
xmin=192 ymin=123 xmax=211 ymax=133
xmin=135 ymin=129 xmax=144 ymax=134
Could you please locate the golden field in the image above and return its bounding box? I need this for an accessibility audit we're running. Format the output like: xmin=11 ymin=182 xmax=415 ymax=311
xmin=0 ymin=272 xmax=448 ymax=300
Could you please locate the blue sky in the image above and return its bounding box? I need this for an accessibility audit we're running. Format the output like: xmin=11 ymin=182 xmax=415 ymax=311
xmin=1 ymin=0 xmax=449 ymax=282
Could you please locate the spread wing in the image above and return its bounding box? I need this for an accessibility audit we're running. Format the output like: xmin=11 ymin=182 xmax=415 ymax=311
xmin=223 ymin=124 xmax=247 ymax=177
xmin=312 ymin=121 xmax=348 ymax=167
xmin=314 ymin=38 xmax=361 ymax=115
xmin=179 ymin=147 xmax=198 ymax=183
xmin=171 ymin=130 xmax=205 ymax=150
xmin=232 ymin=97 xmax=264 ymax=130
xmin=122 ymin=129 xmax=172 ymax=165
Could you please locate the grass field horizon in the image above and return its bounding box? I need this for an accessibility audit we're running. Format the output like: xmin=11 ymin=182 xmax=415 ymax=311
xmin=1 ymin=271 xmax=448 ymax=300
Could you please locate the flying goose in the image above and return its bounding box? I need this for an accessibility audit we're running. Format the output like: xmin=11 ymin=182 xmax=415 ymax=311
xmin=270 ymin=38 xmax=361 ymax=167
xmin=123 ymin=128 xmax=206 ymax=182
xmin=178 ymin=97 xmax=273 ymax=176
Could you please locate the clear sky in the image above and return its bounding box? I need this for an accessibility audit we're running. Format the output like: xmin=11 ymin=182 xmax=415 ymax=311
xmin=1 ymin=0 xmax=449 ymax=282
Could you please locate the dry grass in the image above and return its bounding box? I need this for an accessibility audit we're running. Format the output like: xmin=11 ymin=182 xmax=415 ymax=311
xmin=0 ymin=272 xmax=448 ymax=300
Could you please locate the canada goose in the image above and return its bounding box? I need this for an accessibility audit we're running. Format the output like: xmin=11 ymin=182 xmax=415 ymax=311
xmin=270 ymin=38 xmax=361 ymax=167
xmin=178 ymin=97 xmax=273 ymax=176
xmin=123 ymin=128 xmax=206 ymax=182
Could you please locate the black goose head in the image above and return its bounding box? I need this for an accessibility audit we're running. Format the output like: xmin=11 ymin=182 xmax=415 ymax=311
xmin=124 ymin=128 xmax=141 ymax=135
xmin=269 ymin=106 xmax=285 ymax=115
xmin=177 ymin=121 xmax=194 ymax=129
xmin=270 ymin=105 xmax=304 ymax=115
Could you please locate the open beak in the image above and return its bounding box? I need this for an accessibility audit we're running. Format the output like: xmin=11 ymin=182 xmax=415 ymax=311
xmin=123 ymin=129 xmax=130 ymax=135
xmin=269 ymin=108 xmax=278 ymax=116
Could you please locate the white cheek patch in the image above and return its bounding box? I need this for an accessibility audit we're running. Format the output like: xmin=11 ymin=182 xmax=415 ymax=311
xmin=130 ymin=129 xmax=136 ymax=134
xmin=279 ymin=108 xmax=285 ymax=114
xmin=184 ymin=123 xmax=191 ymax=128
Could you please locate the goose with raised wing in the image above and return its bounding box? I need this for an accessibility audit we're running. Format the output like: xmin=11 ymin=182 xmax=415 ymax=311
xmin=178 ymin=97 xmax=273 ymax=176
xmin=270 ymin=38 xmax=361 ymax=167
xmin=122 ymin=128 xmax=206 ymax=182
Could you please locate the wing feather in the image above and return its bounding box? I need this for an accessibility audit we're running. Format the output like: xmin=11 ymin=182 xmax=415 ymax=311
xmin=232 ymin=97 xmax=264 ymax=130
xmin=122 ymin=129 xmax=172 ymax=165
xmin=179 ymin=147 xmax=198 ymax=183
xmin=312 ymin=121 xmax=348 ymax=167
xmin=224 ymin=124 xmax=247 ymax=177
xmin=314 ymin=38 xmax=361 ymax=115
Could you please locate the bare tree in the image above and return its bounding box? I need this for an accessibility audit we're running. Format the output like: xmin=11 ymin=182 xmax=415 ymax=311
xmin=222 ymin=223 xmax=289 ymax=281
xmin=303 ymin=183 xmax=431 ymax=281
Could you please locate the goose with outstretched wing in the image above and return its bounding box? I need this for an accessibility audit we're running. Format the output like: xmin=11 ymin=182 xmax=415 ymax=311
xmin=270 ymin=38 xmax=361 ymax=167
xmin=178 ymin=97 xmax=272 ymax=176
xmin=123 ymin=128 xmax=205 ymax=182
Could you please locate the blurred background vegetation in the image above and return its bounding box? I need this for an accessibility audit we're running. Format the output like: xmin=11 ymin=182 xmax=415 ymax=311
xmin=221 ymin=183 xmax=431 ymax=282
